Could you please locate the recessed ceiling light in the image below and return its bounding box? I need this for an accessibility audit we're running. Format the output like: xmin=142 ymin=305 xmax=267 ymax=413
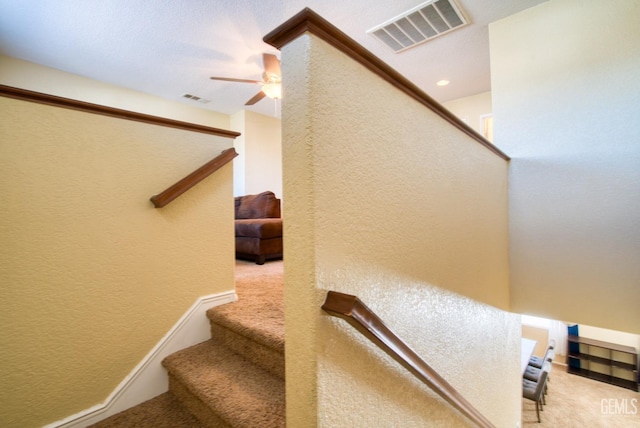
xmin=437 ymin=80 xmax=450 ymax=86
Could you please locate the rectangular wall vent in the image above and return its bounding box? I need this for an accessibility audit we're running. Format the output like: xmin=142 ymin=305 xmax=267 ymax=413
xmin=367 ymin=0 xmax=467 ymax=53
xmin=182 ymin=93 xmax=211 ymax=104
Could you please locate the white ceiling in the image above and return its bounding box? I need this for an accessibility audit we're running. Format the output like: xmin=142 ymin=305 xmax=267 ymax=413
xmin=0 ymin=0 xmax=546 ymax=118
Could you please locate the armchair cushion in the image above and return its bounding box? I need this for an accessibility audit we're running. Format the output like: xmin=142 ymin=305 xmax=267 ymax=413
xmin=235 ymin=191 xmax=280 ymax=219
xmin=234 ymin=191 xmax=283 ymax=264
xmin=235 ymin=218 xmax=282 ymax=239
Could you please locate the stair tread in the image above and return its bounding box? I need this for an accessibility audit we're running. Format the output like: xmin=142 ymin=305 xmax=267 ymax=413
xmin=88 ymin=392 xmax=206 ymax=428
xmin=163 ymin=340 xmax=285 ymax=427
xmin=209 ymin=321 xmax=285 ymax=379
xmin=207 ymin=278 xmax=284 ymax=352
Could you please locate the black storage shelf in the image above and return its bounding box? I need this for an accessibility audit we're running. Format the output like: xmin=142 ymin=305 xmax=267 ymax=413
xmin=567 ymin=351 xmax=637 ymax=371
xmin=567 ymin=335 xmax=639 ymax=392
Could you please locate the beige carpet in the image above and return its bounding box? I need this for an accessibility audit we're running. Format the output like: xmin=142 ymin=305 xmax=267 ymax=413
xmin=89 ymin=392 xmax=206 ymax=428
xmin=220 ymin=259 xmax=284 ymax=353
xmin=522 ymin=363 xmax=640 ymax=427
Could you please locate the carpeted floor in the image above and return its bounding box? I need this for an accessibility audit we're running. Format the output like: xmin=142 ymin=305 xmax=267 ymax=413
xmin=522 ymin=363 xmax=640 ymax=427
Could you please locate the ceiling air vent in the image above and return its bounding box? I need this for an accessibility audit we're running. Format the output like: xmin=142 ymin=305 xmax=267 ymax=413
xmin=367 ymin=0 xmax=468 ymax=53
xmin=182 ymin=93 xmax=211 ymax=104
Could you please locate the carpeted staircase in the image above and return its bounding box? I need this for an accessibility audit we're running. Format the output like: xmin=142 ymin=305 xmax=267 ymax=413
xmin=91 ymin=261 xmax=285 ymax=428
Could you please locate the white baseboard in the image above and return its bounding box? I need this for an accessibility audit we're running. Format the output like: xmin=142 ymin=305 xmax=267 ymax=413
xmin=44 ymin=290 xmax=237 ymax=428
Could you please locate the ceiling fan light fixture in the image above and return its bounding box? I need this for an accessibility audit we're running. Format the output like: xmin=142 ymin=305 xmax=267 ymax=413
xmin=210 ymin=53 xmax=282 ymax=106
xmin=262 ymin=82 xmax=282 ymax=99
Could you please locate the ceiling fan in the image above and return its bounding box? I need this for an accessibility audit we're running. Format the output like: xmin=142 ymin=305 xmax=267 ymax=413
xmin=210 ymin=53 xmax=282 ymax=105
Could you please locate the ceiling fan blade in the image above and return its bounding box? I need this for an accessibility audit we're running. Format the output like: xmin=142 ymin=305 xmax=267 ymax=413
xmin=245 ymin=91 xmax=266 ymax=105
xmin=210 ymin=76 xmax=262 ymax=84
xmin=262 ymin=53 xmax=281 ymax=77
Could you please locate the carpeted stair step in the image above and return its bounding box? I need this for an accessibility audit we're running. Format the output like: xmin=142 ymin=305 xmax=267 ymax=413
xmin=206 ymin=297 xmax=284 ymax=379
xmin=88 ymin=392 xmax=206 ymax=428
xmin=162 ymin=340 xmax=285 ymax=428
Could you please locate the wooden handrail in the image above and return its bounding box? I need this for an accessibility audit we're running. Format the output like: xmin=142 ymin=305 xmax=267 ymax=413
xmin=0 ymin=84 xmax=241 ymax=139
xmin=263 ymin=8 xmax=509 ymax=161
xmin=150 ymin=147 xmax=238 ymax=208
xmin=0 ymin=85 xmax=241 ymax=209
xmin=322 ymin=291 xmax=494 ymax=428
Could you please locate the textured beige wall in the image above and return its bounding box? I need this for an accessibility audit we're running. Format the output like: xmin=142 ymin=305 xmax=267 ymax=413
xmin=442 ymin=91 xmax=492 ymax=138
xmin=0 ymin=95 xmax=235 ymax=426
xmin=490 ymin=0 xmax=640 ymax=334
xmin=230 ymin=111 xmax=247 ymax=196
xmin=282 ymin=34 xmax=520 ymax=427
xmin=244 ymin=111 xmax=282 ymax=199
xmin=231 ymin=110 xmax=282 ymax=198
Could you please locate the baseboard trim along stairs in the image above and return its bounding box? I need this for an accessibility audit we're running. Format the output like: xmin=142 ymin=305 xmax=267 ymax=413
xmin=44 ymin=291 xmax=237 ymax=428
xmin=65 ymin=260 xmax=286 ymax=427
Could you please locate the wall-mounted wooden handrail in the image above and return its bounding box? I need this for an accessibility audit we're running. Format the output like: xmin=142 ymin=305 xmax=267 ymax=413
xmin=322 ymin=291 xmax=494 ymax=428
xmin=263 ymin=8 xmax=509 ymax=161
xmin=0 ymin=84 xmax=241 ymax=139
xmin=150 ymin=147 xmax=238 ymax=208
xmin=0 ymin=85 xmax=242 ymax=209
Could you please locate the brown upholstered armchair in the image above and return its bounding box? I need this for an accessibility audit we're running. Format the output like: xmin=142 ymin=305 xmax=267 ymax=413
xmin=234 ymin=191 xmax=283 ymax=265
